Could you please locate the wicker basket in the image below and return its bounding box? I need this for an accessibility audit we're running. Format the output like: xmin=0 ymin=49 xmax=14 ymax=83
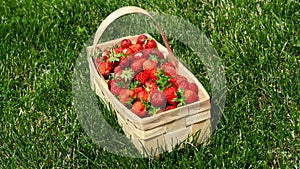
xmin=87 ymin=6 xmax=211 ymax=157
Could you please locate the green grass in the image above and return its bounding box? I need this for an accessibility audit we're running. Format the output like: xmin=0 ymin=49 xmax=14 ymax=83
xmin=1 ymin=0 xmax=299 ymax=168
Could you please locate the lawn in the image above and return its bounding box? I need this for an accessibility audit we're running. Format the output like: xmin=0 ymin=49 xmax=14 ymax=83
xmin=1 ymin=0 xmax=299 ymax=168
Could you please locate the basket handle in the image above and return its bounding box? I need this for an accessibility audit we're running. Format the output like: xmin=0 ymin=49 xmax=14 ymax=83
xmin=92 ymin=6 xmax=178 ymax=67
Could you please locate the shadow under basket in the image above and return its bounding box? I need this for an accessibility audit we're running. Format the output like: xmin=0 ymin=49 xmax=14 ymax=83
xmin=87 ymin=34 xmax=211 ymax=157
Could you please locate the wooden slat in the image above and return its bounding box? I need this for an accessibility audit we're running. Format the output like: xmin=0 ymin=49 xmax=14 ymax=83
xmin=163 ymin=127 xmax=190 ymax=152
xmin=186 ymin=110 xmax=211 ymax=126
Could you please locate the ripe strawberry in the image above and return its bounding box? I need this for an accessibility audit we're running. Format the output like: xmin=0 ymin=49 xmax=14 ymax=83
xmin=142 ymin=48 xmax=153 ymax=58
xmin=135 ymin=71 xmax=149 ymax=85
xmin=189 ymin=82 xmax=198 ymax=94
xmin=108 ymin=79 xmax=122 ymax=89
xmin=133 ymin=86 xmax=144 ymax=95
xmin=183 ymin=89 xmax=199 ymax=104
xmin=118 ymin=89 xmax=131 ymax=106
xmin=175 ymin=75 xmax=188 ymax=83
xmin=122 ymin=47 xmax=133 ymax=55
xmin=145 ymin=81 xmax=158 ymax=93
xmin=143 ymin=48 xmax=164 ymax=60
xmin=168 ymin=77 xmax=178 ymax=88
xmin=148 ymin=69 xmax=157 ymax=82
xmin=94 ymin=57 xmax=102 ymax=67
xmin=178 ymin=80 xmax=189 ymax=90
xmin=137 ymin=89 xmax=149 ymax=102
xmin=119 ymin=68 xmax=134 ymax=82
xmin=113 ymin=47 xmax=124 ymax=54
xmin=150 ymin=89 xmax=167 ymax=109
xmin=145 ymin=39 xmax=157 ymax=49
xmin=97 ymin=62 xmax=112 ymax=78
xmin=101 ymin=50 xmax=110 ymax=58
xmin=110 ymin=85 xmax=122 ymax=95
xmin=129 ymin=89 xmax=135 ymax=99
xmin=143 ymin=60 xmax=157 ymax=71
xmin=160 ymin=65 xmax=176 ymax=76
xmin=136 ymin=34 xmax=148 ymax=45
xmin=130 ymin=44 xmax=143 ymax=53
xmin=163 ymin=86 xmax=178 ymax=106
xmin=130 ymin=52 xmax=144 ymax=60
xmin=153 ymin=49 xmax=164 ymax=60
xmin=165 ymin=105 xmax=177 ymax=111
xmin=121 ymin=39 xmax=132 ymax=48
xmin=131 ymin=58 xmax=146 ymax=72
xmin=113 ymin=65 xmax=122 ymax=74
xmin=131 ymin=101 xmax=147 ymax=117
xmin=119 ymin=57 xmax=131 ymax=68
xmin=161 ymin=61 xmax=175 ymax=68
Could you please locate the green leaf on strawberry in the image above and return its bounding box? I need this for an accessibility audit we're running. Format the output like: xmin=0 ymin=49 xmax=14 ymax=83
xmin=120 ymin=68 xmax=134 ymax=82
xmin=148 ymin=106 xmax=161 ymax=115
xmin=173 ymin=88 xmax=185 ymax=107
xmin=155 ymin=69 xmax=171 ymax=91
xmin=128 ymin=79 xmax=140 ymax=90
xmin=140 ymin=98 xmax=151 ymax=110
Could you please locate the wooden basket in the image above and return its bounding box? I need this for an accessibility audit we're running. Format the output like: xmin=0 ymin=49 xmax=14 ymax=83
xmin=87 ymin=6 xmax=211 ymax=157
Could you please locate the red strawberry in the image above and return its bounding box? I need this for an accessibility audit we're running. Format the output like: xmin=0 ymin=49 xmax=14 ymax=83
xmin=131 ymin=58 xmax=147 ymax=72
xmin=114 ymin=70 xmax=123 ymax=80
xmin=121 ymin=39 xmax=132 ymax=48
xmin=163 ymin=86 xmax=178 ymax=106
xmin=101 ymin=55 xmax=109 ymax=62
xmin=101 ymin=50 xmax=110 ymax=58
xmin=113 ymin=47 xmax=124 ymax=54
xmin=142 ymin=48 xmax=153 ymax=58
xmin=108 ymin=79 xmax=114 ymax=89
xmin=153 ymin=49 xmax=164 ymax=60
xmin=113 ymin=65 xmax=122 ymax=74
xmin=160 ymin=65 xmax=176 ymax=76
xmin=130 ymin=44 xmax=143 ymax=53
xmin=145 ymin=81 xmax=158 ymax=93
xmin=168 ymin=77 xmax=178 ymax=88
xmin=137 ymin=89 xmax=149 ymax=102
xmin=133 ymin=86 xmax=144 ymax=94
xmin=129 ymin=89 xmax=135 ymax=99
xmin=136 ymin=34 xmax=148 ymax=45
xmin=189 ymin=82 xmax=198 ymax=94
xmin=130 ymin=52 xmax=144 ymax=60
xmin=97 ymin=62 xmax=112 ymax=78
xmin=183 ymin=89 xmax=199 ymax=104
xmin=131 ymin=86 xmax=143 ymax=99
xmin=131 ymin=101 xmax=147 ymax=117
xmin=150 ymin=89 xmax=167 ymax=109
xmin=119 ymin=57 xmax=131 ymax=68
xmin=145 ymin=39 xmax=157 ymax=49
xmin=143 ymin=60 xmax=157 ymax=71
xmin=148 ymin=69 xmax=157 ymax=82
xmin=110 ymin=85 xmax=122 ymax=95
xmin=175 ymin=75 xmax=188 ymax=83
xmin=178 ymin=80 xmax=189 ymax=90
xmin=94 ymin=57 xmax=102 ymax=66
xmin=161 ymin=61 xmax=175 ymax=68
xmin=118 ymin=89 xmax=131 ymax=106
xmin=165 ymin=105 xmax=177 ymax=111
xmin=143 ymin=48 xmax=164 ymax=60
xmin=135 ymin=71 xmax=149 ymax=85
xmin=123 ymin=47 xmax=133 ymax=55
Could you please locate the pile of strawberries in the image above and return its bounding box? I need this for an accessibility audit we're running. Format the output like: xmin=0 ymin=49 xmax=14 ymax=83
xmin=94 ymin=34 xmax=199 ymax=118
